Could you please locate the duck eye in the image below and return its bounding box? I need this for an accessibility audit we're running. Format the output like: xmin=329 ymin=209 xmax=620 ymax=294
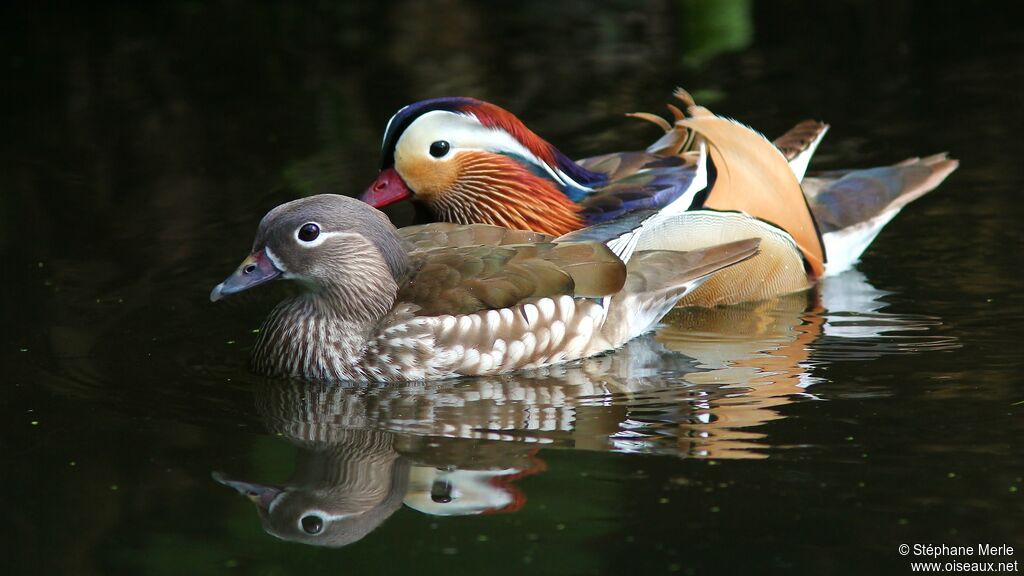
xmin=297 ymin=223 xmax=320 ymax=243
xmin=429 ymin=140 xmax=450 ymax=158
xmin=300 ymin=514 xmax=324 ymax=535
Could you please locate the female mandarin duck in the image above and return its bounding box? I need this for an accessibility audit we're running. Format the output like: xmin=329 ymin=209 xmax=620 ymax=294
xmin=210 ymin=194 xmax=758 ymax=382
xmin=360 ymin=89 xmax=958 ymax=306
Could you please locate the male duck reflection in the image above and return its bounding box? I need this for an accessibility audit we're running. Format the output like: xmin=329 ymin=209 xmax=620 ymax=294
xmin=361 ymin=89 xmax=958 ymax=305
xmin=211 ymin=194 xmax=758 ymax=381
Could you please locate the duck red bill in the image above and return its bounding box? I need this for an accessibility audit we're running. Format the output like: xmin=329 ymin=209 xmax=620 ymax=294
xmin=359 ymin=167 xmax=412 ymax=207
xmin=210 ymin=249 xmax=282 ymax=302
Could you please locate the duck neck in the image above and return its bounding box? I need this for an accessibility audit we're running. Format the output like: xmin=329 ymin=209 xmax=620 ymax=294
xmin=252 ymin=274 xmax=398 ymax=380
xmin=433 ymin=152 xmax=586 ymax=236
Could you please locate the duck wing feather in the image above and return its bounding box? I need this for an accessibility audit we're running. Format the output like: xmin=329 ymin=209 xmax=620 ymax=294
xmin=397 ymin=241 xmax=626 ymax=316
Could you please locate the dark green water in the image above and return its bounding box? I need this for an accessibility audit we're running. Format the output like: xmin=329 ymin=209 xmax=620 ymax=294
xmin=3 ymin=2 xmax=1022 ymax=574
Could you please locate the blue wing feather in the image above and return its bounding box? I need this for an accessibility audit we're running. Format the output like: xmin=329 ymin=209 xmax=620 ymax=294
xmin=579 ymin=162 xmax=702 ymax=225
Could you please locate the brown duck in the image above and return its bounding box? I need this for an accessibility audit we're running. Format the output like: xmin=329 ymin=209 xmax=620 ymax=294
xmin=210 ymin=194 xmax=758 ymax=382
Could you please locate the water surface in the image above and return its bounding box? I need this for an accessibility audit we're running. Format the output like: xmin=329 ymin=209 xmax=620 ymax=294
xmin=4 ymin=2 xmax=1022 ymax=574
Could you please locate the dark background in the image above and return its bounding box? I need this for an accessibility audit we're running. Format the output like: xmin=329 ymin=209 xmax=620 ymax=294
xmin=3 ymin=1 xmax=1022 ymax=575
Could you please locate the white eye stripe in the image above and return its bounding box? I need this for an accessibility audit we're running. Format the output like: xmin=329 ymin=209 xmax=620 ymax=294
xmin=459 ymin=112 xmax=572 ymax=184
xmin=399 ymin=110 xmax=595 ymax=191
xmin=294 ymin=230 xmax=361 ymax=249
xmin=294 ymin=509 xmax=354 ymax=531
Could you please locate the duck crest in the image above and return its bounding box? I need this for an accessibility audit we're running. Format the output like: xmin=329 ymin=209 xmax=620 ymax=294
xmin=458 ymin=100 xmax=609 ymax=194
xmin=381 ymin=96 xmax=608 ymax=197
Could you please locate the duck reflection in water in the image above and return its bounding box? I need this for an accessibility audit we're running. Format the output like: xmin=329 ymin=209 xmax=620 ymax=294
xmin=214 ymin=428 xmax=409 ymax=547
xmin=215 ymin=269 xmax=957 ymax=546
xmin=215 ymin=383 xmax=549 ymax=547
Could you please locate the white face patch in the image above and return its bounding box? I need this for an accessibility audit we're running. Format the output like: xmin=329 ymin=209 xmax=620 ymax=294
xmin=395 ymin=110 xmax=594 ymax=191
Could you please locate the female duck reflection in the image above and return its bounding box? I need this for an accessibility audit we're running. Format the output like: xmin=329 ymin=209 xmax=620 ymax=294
xmin=213 ymin=309 xmax=821 ymax=548
xmin=214 ymin=381 xmax=550 ymax=548
xmin=214 ymin=270 xmax=956 ymax=546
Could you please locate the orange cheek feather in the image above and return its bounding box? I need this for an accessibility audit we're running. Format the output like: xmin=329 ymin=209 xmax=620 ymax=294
xmin=395 ymin=152 xmax=459 ymax=202
xmin=448 ymin=152 xmax=585 ymax=236
xmin=396 ymin=150 xmax=585 ymax=237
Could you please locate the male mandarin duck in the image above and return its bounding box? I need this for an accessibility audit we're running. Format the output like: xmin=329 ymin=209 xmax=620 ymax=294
xmin=360 ymin=89 xmax=959 ymax=306
xmin=210 ymin=194 xmax=758 ymax=382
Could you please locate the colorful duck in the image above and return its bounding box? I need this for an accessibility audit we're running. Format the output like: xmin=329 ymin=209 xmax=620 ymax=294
xmin=360 ymin=89 xmax=958 ymax=306
xmin=210 ymin=194 xmax=758 ymax=382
